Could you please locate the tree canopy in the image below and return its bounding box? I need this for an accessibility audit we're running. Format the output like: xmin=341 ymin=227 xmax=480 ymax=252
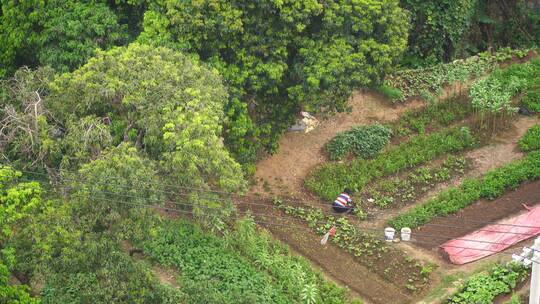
xmin=140 ymin=0 xmax=410 ymax=162
xmin=0 ymin=0 xmax=128 ymax=77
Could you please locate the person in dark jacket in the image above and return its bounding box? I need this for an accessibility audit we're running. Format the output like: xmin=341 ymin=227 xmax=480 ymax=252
xmin=332 ymin=188 xmax=354 ymax=213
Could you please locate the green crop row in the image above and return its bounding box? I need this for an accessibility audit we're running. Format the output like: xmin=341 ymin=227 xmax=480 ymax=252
xmin=392 ymin=97 xmax=472 ymax=137
xmin=362 ymin=155 xmax=469 ymax=210
xmin=141 ymin=219 xmax=349 ymax=304
xmin=388 ymin=149 xmax=540 ymax=230
xmin=447 ymin=263 xmax=529 ymax=304
xmin=306 ymin=127 xmax=477 ymax=201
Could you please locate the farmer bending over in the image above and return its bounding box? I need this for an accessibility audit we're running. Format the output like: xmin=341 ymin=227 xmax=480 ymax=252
xmin=333 ymin=188 xmax=354 ymax=213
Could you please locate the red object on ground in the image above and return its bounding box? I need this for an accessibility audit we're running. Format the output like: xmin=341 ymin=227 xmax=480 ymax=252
xmin=440 ymin=206 xmax=540 ymax=264
xmin=328 ymin=226 xmax=337 ymax=237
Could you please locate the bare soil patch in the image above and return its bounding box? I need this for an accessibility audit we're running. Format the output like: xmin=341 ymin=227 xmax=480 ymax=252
xmin=252 ymin=91 xmax=424 ymax=197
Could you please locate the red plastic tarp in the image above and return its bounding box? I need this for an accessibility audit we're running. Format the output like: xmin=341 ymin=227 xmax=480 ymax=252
xmin=440 ymin=206 xmax=540 ymax=265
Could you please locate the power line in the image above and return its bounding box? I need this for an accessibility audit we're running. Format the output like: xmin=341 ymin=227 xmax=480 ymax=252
xmin=53 ymin=188 xmax=540 ymax=265
xmin=16 ymin=168 xmax=540 ymax=231
xmin=30 ymin=181 xmax=540 ymax=251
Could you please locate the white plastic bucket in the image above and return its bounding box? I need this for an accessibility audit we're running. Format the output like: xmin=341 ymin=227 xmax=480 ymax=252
xmin=401 ymin=227 xmax=411 ymax=241
xmin=384 ymin=227 xmax=395 ymax=242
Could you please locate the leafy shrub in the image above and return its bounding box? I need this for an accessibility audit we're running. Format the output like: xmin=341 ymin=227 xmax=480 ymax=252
xmin=308 ymin=127 xmax=477 ymax=200
xmin=447 ymin=263 xmax=529 ymax=304
xmin=389 ymin=150 xmax=540 ymax=230
xmin=519 ymin=125 xmax=540 ymax=152
xmin=377 ymin=85 xmax=404 ymax=101
xmin=326 ymin=124 xmax=392 ymax=161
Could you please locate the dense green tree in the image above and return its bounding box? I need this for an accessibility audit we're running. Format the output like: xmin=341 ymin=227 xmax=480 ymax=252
xmin=50 ymin=43 xmax=244 ymax=192
xmin=1 ymin=166 xmax=184 ymax=303
xmin=0 ymin=166 xmax=43 ymax=303
xmin=401 ymin=0 xmax=478 ymax=64
xmin=0 ymin=0 xmax=128 ymax=76
xmin=0 ymin=66 xmax=121 ymax=176
xmin=140 ymin=0 xmax=409 ymax=163
xmin=67 ymin=143 xmax=163 ymax=239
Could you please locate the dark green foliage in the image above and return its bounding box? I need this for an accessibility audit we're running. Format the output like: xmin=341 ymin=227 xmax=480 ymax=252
xmin=389 ymin=150 xmax=540 ymax=230
xmin=519 ymin=125 xmax=540 ymax=152
xmin=401 ymin=0 xmax=478 ymax=63
xmin=326 ymin=124 xmax=392 ymax=161
xmin=140 ymin=0 xmax=410 ymax=163
xmin=0 ymin=1 xmax=128 ymax=76
xmin=307 ymin=127 xmax=477 ymax=200
xmin=472 ymin=0 xmax=540 ymax=53
xmin=447 ymin=263 xmax=529 ymax=304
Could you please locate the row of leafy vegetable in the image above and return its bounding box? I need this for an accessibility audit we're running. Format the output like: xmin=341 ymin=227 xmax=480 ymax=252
xmin=361 ymin=155 xmax=469 ymax=210
xmin=388 ymin=124 xmax=540 ymax=230
xmin=307 ymin=126 xmax=477 ymax=201
xmin=447 ymin=263 xmax=529 ymax=304
xmin=326 ymin=97 xmax=472 ymax=161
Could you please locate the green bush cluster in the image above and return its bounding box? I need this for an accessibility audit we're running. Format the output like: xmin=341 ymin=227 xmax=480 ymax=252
xmin=326 ymin=124 xmax=392 ymax=161
xmin=519 ymin=125 xmax=540 ymax=152
xmin=447 ymin=263 xmax=529 ymax=304
xmin=389 ymin=150 xmax=540 ymax=230
xmin=307 ymin=127 xmax=477 ymax=201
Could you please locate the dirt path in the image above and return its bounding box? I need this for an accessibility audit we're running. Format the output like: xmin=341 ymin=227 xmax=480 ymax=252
xmin=252 ymin=91 xmax=423 ymax=196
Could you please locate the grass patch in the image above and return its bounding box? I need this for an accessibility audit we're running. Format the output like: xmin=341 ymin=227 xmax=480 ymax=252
xmin=519 ymin=124 xmax=540 ymax=152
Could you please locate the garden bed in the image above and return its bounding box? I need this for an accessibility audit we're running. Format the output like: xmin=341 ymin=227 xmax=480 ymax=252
xmin=413 ymin=179 xmax=540 ymax=250
xmin=359 ymin=154 xmax=471 ymax=211
xmin=236 ymin=197 xmax=414 ymax=304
